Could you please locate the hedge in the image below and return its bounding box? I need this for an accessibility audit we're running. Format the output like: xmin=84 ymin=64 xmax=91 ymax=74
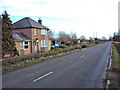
xmin=2 ymin=45 xmax=83 ymax=67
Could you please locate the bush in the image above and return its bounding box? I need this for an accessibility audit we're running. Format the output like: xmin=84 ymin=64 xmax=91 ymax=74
xmin=2 ymin=45 xmax=81 ymax=67
xmin=77 ymin=45 xmax=81 ymax=47
xmin=95 ymin=42 xmax=98 ymax=44
xmin=38 ymin=50 xmax=45 ymax=53
xmin=2 ymin=53 xmax=42 ymax=67
xmin=14 ymin=48 xmax=19 ymax=56
xmin=55 ymin=48 xmax=63 ymax=51
xmin=66 ymin=43 xmax=71 ymax=46
xmin=82 ymin=44 xmax=87 ymax=48
xmin=75 ymin=45 xmax=81 ymax=49
xmin=59 ymin=45 xmax=67 ymax=49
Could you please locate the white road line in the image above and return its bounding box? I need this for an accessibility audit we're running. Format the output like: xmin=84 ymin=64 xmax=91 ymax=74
xmin=33 ymin=72 xmax=53 ymax=82
xmin=81 ymin=55 xmax=84 ymax=58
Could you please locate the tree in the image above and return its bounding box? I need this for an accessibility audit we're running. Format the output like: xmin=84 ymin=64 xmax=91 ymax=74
xmin=58 ymin=31 xmax=71 ymax=44
xmin=2 ymin=11 xmax=19 ymax=57
xmin=89 ymin=37 xmax=93 ymax=42
xmin=48 ymin=29 xmax=54 ymax=40
xmin=101 ymin=36 xmax=106 ymax=40
xmin=70 ymin=32 xmax=77 ymax=41
xmin=79 ymin=35 xmax=86 ymax=42
xmin=109 ymin=35 xmax=112 ymax=41
xmin=69 ymin=32 xmax=77 ymax=44
xmin=70 ymin=32 xmax=77 ymax=40
xmin=89 ymin=37 xmax=93 ymax=40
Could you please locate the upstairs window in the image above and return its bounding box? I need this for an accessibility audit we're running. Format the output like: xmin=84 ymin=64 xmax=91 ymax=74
xmin=41 ymin=29 xmax=47 ymax=35
xmin=20 ymin=42 xmax=29 ymax=50
xmin=34 ymin=28 xmax=37 ymax=36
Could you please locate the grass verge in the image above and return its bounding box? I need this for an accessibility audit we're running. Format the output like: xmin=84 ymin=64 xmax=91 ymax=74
xmin=111 ymin=43 xmax=119 ymax=70
xmin=108 ymin=43 xmax=120 ymax=88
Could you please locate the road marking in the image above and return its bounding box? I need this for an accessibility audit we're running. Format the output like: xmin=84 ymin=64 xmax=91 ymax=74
xmin=81 ymin=55 xmax=84 ymax=58
xmin=33 ymin=72 xmax=53 ymax=82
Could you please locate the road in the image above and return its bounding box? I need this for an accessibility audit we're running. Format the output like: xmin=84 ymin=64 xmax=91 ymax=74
xmin=2 ymin=42 xmax=111 ymax=88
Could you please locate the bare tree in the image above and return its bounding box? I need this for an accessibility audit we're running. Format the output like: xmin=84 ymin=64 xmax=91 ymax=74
xmin=48 ymin=30 xmax=58 ymax=40
xmin=58 ymin=31 xmax=71 ymax=44
xmin=89 ymin=37 xmax=93 ymax=40
xmin=79 ymin=35 xmax=86 ymax=42
xmin=48 ymin=29 xmax=54 ymax=40
xmin=69 ymin=32 xmax=78 ymax=44
xmin=101 ymin=36 xmax=107 ymax=40
xmin=70 ymin=32 xmax=77 ymax=40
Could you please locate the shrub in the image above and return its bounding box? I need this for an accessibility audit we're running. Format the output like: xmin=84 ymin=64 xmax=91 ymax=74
xmin=14 ymin=48 xmax=19 ymax=56
xmin=95 ymin=42 xmax=98 ymax=44
xmin=59 ymin=45 xmax=67 ymax=49
xmin=38 ymin=50 xmax=45 ymax=53
xmin=41 ymin=57 xmax=45 ymax=61
xmin=76 ymin=45 xmax=81 ymax=49
xmin=82 ymin=44 xmax=87 ymax=48
xmin=77 ymin=45 xmax=81 ymax=47
xmin=2 ymin=44 xmax=82 ymax=68
xmin=66 ymin=43 xmax=71 ymax=46
xmin=55 ymin=48 xmax=63 ymax=51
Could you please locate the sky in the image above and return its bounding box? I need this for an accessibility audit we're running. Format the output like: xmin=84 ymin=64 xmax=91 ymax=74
xmin=0 ymin=0 xmax=119 ymax=39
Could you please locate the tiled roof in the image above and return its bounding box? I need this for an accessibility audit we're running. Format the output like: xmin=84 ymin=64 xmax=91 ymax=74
xmin=12 ymin=31 xmax=32 ymax=41
xmin=13 ymin=17 xmax=49 ymax=29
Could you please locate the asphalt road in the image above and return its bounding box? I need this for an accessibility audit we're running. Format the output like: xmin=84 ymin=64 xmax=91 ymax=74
xmin=2 ymin=42 xmax=111 ymax=88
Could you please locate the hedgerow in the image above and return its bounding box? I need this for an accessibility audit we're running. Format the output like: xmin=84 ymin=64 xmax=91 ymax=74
xmin=2 ymin=46 xmax=82 ymax=67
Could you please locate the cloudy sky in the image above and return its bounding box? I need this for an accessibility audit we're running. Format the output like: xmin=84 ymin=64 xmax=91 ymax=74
xmin=0 ymin=0 xmax=119 ymax=39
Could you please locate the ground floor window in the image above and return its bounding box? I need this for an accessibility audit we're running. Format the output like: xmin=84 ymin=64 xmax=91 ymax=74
xmin=41 ymin=40 xmax=47 ymax=47
xmin=20 ymin=41 xmax=29 ymax=50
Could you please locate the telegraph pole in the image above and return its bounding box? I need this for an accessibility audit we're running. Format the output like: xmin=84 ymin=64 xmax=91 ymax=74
xmin=96 ymin=32 xmax=97 ymax=38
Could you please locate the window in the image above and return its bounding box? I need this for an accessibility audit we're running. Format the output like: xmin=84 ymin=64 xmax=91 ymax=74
xmin=34 ymin=28 xmax=37 ymax=36
xmin=20 ymin=42 xmax=29 ymax=50
xmin=24 ymin=42 xmax=29 ymax=49
xmin=41 ymin=40 xmax=47 ymax=47
xmin=41 ymin=29 xmax=47 ymax=35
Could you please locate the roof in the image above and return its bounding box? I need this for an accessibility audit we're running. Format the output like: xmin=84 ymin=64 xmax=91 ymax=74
xmin=12 ymin=31 xmax=32 ymax=41
xmin=13 ymin=17 xmax=49 ymax=30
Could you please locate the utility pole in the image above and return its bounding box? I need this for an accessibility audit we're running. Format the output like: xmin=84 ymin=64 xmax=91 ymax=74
xmin=96 ymin=32 xmax=97 ymax=38
xmin=93 ymin=31 xmax=95 ymax=40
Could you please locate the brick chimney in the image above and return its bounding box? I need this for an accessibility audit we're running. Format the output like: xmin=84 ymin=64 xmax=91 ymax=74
xmin=38 ymin=18 xmax=42 ymax=25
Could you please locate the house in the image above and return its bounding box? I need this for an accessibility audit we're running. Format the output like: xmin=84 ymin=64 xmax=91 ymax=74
xmin=12 ymin=17 xmax=50 ymax=55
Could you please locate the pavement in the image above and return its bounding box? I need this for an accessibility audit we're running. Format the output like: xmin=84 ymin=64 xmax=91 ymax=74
xmin=2 ymin=42 xmax=111 ymax=88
